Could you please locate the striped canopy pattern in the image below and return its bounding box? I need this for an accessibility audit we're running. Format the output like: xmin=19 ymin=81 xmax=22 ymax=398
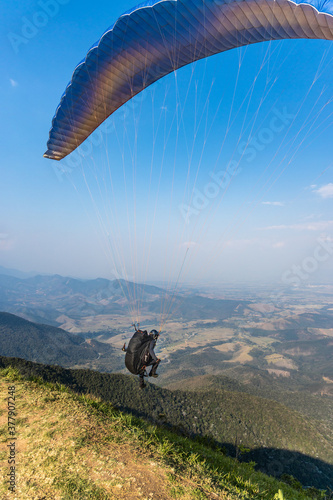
xmin=44 ymin=0 xmax=333 ymax=160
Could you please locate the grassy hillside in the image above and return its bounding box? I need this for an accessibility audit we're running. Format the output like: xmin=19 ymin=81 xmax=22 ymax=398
xmin=0 ymin=366 xmax=328 ymax=499
xmin=0 ymin=356 xmax=332 ymax=492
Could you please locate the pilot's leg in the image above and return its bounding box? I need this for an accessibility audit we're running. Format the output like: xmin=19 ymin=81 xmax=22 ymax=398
xmin=148 ymin=358 xmax=160 ymax=378
xmin=139 ymin=372 xmax=146 ymax=388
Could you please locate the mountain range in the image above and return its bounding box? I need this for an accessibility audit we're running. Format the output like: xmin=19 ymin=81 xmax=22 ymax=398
xmin=0 ymin=272 xmax=248 ymax=327
xmin=0 ymin=267 xmax=332 ymax=494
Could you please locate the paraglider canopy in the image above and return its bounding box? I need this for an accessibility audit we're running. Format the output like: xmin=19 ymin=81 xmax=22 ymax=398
xmin=44 ymin=0 xmax=333 ymax=161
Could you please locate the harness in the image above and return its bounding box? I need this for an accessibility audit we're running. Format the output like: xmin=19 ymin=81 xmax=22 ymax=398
xmin=124 ymin=328 xmax=153 ymax=375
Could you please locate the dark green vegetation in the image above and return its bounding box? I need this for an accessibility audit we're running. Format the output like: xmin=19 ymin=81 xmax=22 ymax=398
xmin=0 ymin=312 xmax=121 ymax=369
xmin=164 ymin=372 xmax=333 ymax=433
xmin=1 ymin=356 xmax=332 ymax=493
xmin=1 ymin=366 xmax=328 ymax=500
xmin=274 ymin=338 xmax=333 ymax=380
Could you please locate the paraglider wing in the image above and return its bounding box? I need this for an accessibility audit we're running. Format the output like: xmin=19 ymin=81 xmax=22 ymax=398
xmin=44 ymin=0 xmax=333 ymax=160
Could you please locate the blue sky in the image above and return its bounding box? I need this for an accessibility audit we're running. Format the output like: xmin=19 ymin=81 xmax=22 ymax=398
xmin=1 ymin=0 xmax=333 ymax=286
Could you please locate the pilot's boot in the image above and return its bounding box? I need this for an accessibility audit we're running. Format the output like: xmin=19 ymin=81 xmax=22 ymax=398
xmin=149 ymin=359 xmax=160 ymax=378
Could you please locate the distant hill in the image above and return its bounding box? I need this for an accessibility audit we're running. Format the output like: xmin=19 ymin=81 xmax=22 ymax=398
xmin=159 ymin=333 xmax=333 ymax=398
xmin=275 ymin=337 xmax=333 ymax=379
xmin=0 ymin=273 xmax=248 ymax=326
xmin=0 ymin=312 xmax=121 ymax=369
xmin=0 ymin=366 xmax=319 ymax=499
xmin=1 ymin=355 xmax=332 ymax=491
xmin=0 ymin=265 xmax=36 ymax=279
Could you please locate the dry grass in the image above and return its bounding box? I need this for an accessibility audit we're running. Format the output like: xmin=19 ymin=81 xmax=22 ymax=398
xmin=0 ymin=370 xmax=229 ymax=500
xmin=0 ymin=374 xmax=175 ymax=499
xmin=0 ymin=367 xmax=321 ymax=500
xmin=265 ymin=354 xmax=297 ymax=370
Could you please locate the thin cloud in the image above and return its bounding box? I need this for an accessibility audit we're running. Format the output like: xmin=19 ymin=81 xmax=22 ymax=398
xmin=224 ymin=238 xmax=286 ymax=250
xmin=272 ymin=241 xmax=285 ymax=248
xmin=260 ymin=221 xmax=333 ymax=231
xmin=262 ymin=201 xmax=284 ymax=206
xmin=303 ymin=214 xmax=319 ymax=221
xmin=0 ymin=234 xmax=13 ymax=250
xmin=314 ymin=183 xmax=333 ymax=199
xmin=10 ymin=79 xmax=18 ymax=87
